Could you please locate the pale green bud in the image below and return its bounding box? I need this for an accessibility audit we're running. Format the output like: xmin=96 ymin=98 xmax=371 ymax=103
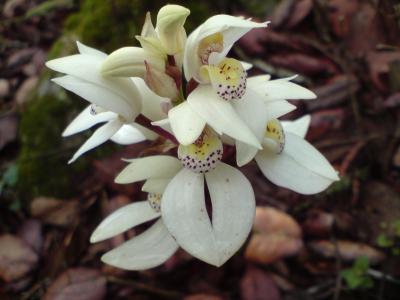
xmin=101 ymin=47 xmax=165 ymax=78
xmin=156 ymin=4 xmax=190 ymax=55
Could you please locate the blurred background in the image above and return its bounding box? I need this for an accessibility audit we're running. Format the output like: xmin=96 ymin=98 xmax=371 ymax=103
xmin=1 ymin=0 xmax=400 ymax=299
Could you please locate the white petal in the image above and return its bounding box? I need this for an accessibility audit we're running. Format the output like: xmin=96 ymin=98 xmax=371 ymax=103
xmin=281 ymin=115 xmax=311 ymax=139
xmin=264 ymin=100 xmax=296 ymax=119
xmin=115 ymin=155 xmax=182 ymax=184
xmin=76 ymin=41 xmax=107 ymax=59
xmin=232 ymin=89 xmax=270 ymax=166
xmin=161 ymin=169 xmax=220 ymax=266
xmin=90 ymin=201 xmax=160 ymax=243
xmin=110 ymin=123 xmax=157 ymax=145
xmin=255 ymin=132 xmax=339 ymax=194
xmin=187 ymin=85 xmax=261 ymax=149
xmin=142 ymin=178 xmax=171 ymax=194
xmin=258 ymin=75 xmax=317 ymax=100
xmin=240 ymin=60 xmax=252 ymax=71
xmin=47 ymin=55 xmax=142 ymax=114
xmin=205 ymin=162 xmax=255 ymax=265
xmin=68 ymin=118 xmax=123 ymax=164
xmin=62 ymin=105 xmax=116 ymax=137
xmin=52 ymin=75 xmax=137 ymax=122
xmin=101 ymin=219 xmax=178 ymax=270
xmin=131 ymin=77 xmax=167 ymax=121
xmin=235 ymin=142 xmax=259 ymax=167
xmin=168 ymin=102 xmax=206 ymax=145
xmin=247 ymin=74 xmax=271 ymax=88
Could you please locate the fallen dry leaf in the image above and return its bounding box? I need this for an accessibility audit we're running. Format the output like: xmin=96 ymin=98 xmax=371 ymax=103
xmin=240 ymin=267 xmax=281 ymax=300
xmin=43 ymin=268 xmax=106 ymax=300
xmin=15 ymin=76 xmax=38 ymax=107
xmin=17 ymin=219 xmax=43 ymax=253
xmin=245 ymin=207 xmax=303 ymax=264
xmin=303 ymin=210 xmax=334 ymax=237
xmin=184 ymin=294 xmax=223 ymax=300
xmin=268 ymin=54 xmax=337 ymax=76
xmin=308 ymin=75 xmax=359 ymax=111
xmin=308 ymin=240 xmax=385 ymax=264
xmin=30 ymin=197 xmax=80 ymax=226
xmin=0 ymin=234 xmax=38 ymax=282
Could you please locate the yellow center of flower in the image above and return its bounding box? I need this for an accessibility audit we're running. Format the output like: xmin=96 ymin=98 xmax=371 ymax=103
xmin=178 ymin=129 xmax=223 ymax=173
xmin=264 ymin=119 xmax=285 ymax=154
xmin=147 ymin=193 xmax=162 ymax=212
xmin=200 ymin=58 xmax=247 ymax=101
xmin=198 ymin=32 xmax=224 ymax=65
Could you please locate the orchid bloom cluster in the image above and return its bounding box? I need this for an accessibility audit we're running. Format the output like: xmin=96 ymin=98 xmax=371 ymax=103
xmin=46 ymin=5 xmax=339 ymax=270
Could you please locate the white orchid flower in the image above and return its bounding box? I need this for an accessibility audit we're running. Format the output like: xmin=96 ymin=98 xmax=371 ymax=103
xmin=250 ymin=115 xmax=339 ymax=194
xmin=235 ymin=74 xmax=317 ymax=167
xmin=46 ymin=42 xmax=166 ymax=163
xmin=90 ymin=156 xmax=182 ymax=270
xmin=183 ymin=14 xmax=268 ymax=82
xmin=116 ymin=129 xmax=255 ymax=267
xmin=158 ymin=16 xmax=289 ymax=150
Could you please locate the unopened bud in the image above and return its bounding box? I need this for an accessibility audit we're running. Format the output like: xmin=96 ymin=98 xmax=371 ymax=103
xmin=145 ymin=61 xmax=179 ymax=100
xmin=101 ymin=47 xmax=165 ymax=78
xmin=156 ymin=5 xmax=190 ymax=55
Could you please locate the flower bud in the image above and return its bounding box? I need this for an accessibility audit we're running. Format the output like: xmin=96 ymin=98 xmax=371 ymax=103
xmin=145 ymin=61 xmax=179 ymax=100
xmin=136 ymin=12 xmax=167 ymax=59
xmin=156 ymin=5 xmax=190 ymax=55
xmin=101 ymin=47 xmax=165 ymax=78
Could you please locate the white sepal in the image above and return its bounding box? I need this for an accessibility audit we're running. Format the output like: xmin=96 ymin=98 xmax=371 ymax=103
xmin=187 ymin=85 xmax=261 ymax=149
xmin=281 ymin=115 xmax=311 ymax=139
xmin=168 ymin=101 xmax=206 ymax=145
xmin=255 ymin=132 xmax=339 ymax=194
xmin=90 ymin=201 xmax=160 ymax=243
xmin=68 ymin=118 xmax=123 ymax=164
xmin=62 ymin=105 xmax=116 ymax=137
xmin=101 ymin=219 xmax=178 ymax=270
xmin=115 ymin=156 xmax=182 ymax=184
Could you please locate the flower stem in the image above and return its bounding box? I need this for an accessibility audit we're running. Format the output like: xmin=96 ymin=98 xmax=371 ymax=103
xmin=135 ymin=115 xmax=179 ymax=145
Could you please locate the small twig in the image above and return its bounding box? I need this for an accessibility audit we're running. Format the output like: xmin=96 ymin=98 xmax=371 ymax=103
xmin=107 ymin=276 xmax=183 ymax=299
xmin=331 ymin=230 xmax=343 ymax=300
xmin=135 ymin=115 xmax=178 ymax=145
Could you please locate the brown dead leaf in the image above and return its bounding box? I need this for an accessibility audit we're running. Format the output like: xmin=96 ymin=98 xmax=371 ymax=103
xmin=31 ymin=197 xmax=80 ymax=226
xmin=271 ymin=0 xmax=312 ymax=29
xmin=18 ymin=219 xmax=43 ymax=253
xmin=245 ymin=207 xmax=303 ymax=264
xmin=43 ymin=268 xmax=106 ymax=300
xmin=367 ymin=51 xmax=400 ymax=92
xmin=184 ymin=294 xmax=223 ymax=300
xmin=327 ymin=0 xmax=383 ymax=56
xmin=303 ymin=210 xmax=334 ymax=237
xmin=0 ymin=234 xmax=38 ymax=282
xmin=268 ymin=54 xmax=337 ymax=76
xmin=0 ymin=113 xmax=18 ymax=150
xmin=15 ymin=76 xmax=38 ymax=107
xmin=240 ymin=267 xmax=281 ymax=300
xmin=0 ymin=78 xmax=10 ymax=98
xmin=307 ymin=75 xmax=359 ymax=111
xmin=308 ymin=240 xmax=385 ymax=264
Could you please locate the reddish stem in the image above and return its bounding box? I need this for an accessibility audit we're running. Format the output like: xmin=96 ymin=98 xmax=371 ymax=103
xmin=135 ymin=114 xmax=179 ymax=145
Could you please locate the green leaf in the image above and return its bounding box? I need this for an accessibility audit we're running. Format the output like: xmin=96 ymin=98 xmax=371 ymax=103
xmin=377 ymin=234 xmax=394 ymax=248
xmin=25 ymin=0 xmax=74 ymax=18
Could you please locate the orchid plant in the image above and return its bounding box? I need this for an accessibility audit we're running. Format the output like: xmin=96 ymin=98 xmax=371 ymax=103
xmin=46 ymin=4 xmax=339 ymax=270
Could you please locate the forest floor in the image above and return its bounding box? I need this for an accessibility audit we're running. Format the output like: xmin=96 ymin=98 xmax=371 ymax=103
xmin=1 ymin=0 xmax=400 ymax=299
